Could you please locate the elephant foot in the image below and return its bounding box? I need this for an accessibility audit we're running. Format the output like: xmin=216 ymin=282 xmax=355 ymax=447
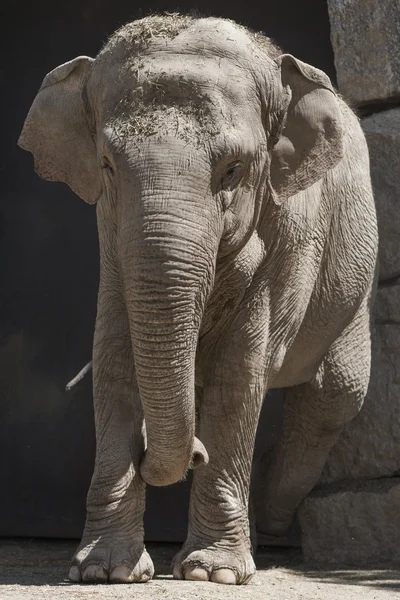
xmin=172 ymin=542 xmax=255 ymax=585
xmin=69 ymin=536 xmax=154 ymax=584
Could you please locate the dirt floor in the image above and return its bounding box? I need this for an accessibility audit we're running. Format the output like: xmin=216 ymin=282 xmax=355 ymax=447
xmin=0 ymin=539 xmax=399 ymax=600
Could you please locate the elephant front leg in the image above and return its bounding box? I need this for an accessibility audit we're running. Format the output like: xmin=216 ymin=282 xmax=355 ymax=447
xmin=69 ymin=299 xmax=153 ymax=584
xmin=173 ymin=381 xmax=264 ymax=585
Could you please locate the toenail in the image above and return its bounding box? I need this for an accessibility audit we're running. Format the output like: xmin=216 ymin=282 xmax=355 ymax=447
xmin=185 ymin=566 xmax=209 ymax=581
xmin=82 ymin=564 xmax=108 ymax=583
xmin=211 ymin=568 xmax=237 ymax=584
xmin=110 ymin=565 xmax=133 ymax=582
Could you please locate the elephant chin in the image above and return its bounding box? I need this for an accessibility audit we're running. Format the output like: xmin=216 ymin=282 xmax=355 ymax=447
xmin=139 ymin=436 xmax=209 ymax=487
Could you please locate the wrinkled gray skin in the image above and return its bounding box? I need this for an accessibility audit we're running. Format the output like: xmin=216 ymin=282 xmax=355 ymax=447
xmin=19 ymin=15 xmax=378 ymax=585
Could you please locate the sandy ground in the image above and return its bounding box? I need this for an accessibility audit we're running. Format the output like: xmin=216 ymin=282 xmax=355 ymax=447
xmin=0 ymin=539 xmax=399 ymax=600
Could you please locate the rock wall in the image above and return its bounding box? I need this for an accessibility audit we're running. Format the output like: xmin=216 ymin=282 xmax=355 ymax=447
xmin=300 ymin=478 xmax=400 ymax=566
xmin=299 ymin=0 xmax=400 ymax=565
xmin=328 ymin=0 xmax=400 ymax=105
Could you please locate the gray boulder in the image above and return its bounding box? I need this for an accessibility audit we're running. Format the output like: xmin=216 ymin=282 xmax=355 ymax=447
xmin=362 ymin=108 xmax=400 ymax=282
xmin=328 ymin=0 xmax=400 ymax=104
xmin=299 ymin=478 xmax=400 ymax=565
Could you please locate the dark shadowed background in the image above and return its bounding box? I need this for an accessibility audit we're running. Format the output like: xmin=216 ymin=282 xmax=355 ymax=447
xmin=0 ymin=0 xmax=334 ymax=541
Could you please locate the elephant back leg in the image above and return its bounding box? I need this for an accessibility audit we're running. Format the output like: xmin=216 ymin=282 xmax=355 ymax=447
xmin=253 ymin=301 xmax=372 ymax=537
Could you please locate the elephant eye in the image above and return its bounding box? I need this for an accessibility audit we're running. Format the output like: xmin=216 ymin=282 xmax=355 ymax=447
xmin=101 ymin=157 xmax=115 ymax=176
xmin=221 ymin=161 xmax=243 ymax=191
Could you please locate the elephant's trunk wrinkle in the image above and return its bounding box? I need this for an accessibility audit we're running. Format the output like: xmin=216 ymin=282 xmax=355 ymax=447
xmin=124 ymin=279 xmax=204 ymax=486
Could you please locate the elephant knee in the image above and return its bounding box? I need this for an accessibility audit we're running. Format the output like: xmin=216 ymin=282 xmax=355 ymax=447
xmin=320 ymin=389 xmax=365 ymax=433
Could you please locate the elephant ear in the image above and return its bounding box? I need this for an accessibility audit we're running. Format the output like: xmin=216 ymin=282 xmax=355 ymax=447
xmin=269 ymin=54 xmax=344 ymax=204
xmin=18 ymin=56 xmax=101 ymax=205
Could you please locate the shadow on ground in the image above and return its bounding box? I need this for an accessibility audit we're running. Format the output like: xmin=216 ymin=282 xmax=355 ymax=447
xmin=256 ymin=547 xmax=400 ymax=592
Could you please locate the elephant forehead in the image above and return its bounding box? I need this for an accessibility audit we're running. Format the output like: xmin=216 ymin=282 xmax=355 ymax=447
xmin=154 ymin=56 xmax=254 ymax=104
xmin=98 ymin=56 xmax=257 ymax=147
xmin=101 ymin=52 xmax=256 ymax=110
xmin=93 ymin=17 xmax=265 ymax=107
xmin=92 ymin=17 xmax=269 ymax=148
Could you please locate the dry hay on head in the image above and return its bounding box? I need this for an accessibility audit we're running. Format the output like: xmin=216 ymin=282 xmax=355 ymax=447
xmin=100 ymin=13 xmax=281 ymax=147
xmin=101 ymin=13 xmax=194 ymax=56
xmin=247 ymin=28 xmax=282 ymax=58
xmin=100 ymin=12 xmax=281 ymax=60
xmin=108 ymin=91 xmax=220 ymax=148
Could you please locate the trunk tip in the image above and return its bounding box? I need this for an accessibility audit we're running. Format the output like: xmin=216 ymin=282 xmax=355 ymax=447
xmin=191 ymin=437 xmax=209 ymax=469
xmin=140 ymin=437 xmax=209 ymax=486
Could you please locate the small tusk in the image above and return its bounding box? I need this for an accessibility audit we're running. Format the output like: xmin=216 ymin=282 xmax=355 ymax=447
xmin=65 ymin=361 xmax=93 ymax=391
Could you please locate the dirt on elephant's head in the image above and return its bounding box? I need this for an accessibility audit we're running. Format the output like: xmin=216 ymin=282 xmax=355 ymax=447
xmin=101 ymin=13 xmax=194 ymax=56
xmin=107 ymin=93 xmax=220 ymax=148
xmin=94 ymin=13 xmax=282 ymax=148
xmin=99 ymin=12 xmax=281 ymax=63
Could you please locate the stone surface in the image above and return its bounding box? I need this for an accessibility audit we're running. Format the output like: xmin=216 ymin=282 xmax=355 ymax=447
xmin=374 ymin=281 xmax=400 ymax=324
xmin=328 ymin=0 xmax=400 ymax=104
xmin=299 ymin=478 xmax=400 ymax=566
xmin=321 ymin=284 xmax=400 ymax=484
xmin=362 ymin=109 xmax=400 ymax=282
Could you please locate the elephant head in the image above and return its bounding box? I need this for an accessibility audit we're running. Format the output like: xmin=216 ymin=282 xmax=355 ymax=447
xmin=18 ymin=15 xmax=344 ymax=487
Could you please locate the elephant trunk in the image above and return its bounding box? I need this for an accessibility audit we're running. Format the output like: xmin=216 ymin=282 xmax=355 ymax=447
xmin=120 ymin=185 xmax=216 ymax=487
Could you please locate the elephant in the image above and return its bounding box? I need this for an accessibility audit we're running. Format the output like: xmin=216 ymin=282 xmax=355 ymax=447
xmin=18 ymin=14 xmax=378 ymax=586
